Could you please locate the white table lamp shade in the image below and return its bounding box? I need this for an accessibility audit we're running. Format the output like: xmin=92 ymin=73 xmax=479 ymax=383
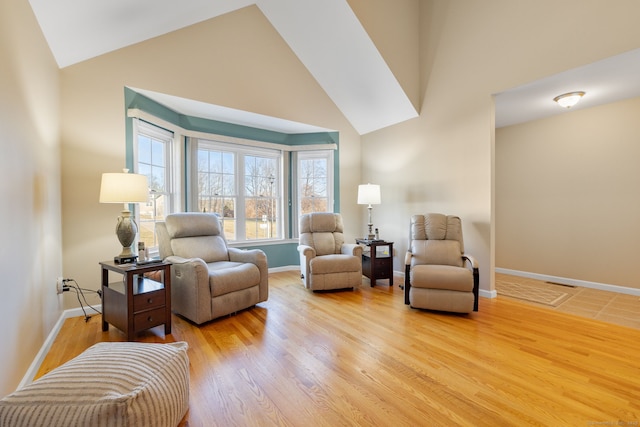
xmin=357 ymin=184 xmax=381 ymax=205
xmin=100 ymin=172 xmax=149 ymax=204
xmin=357 ymin=183 xmax=381 ymax=240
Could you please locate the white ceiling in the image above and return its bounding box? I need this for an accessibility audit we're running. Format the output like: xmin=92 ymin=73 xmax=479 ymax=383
xmin=28 ymin=0 xmax=417 ymax=135
xmin=495 ymin=47 xmax=640 ymax=128
xmin=131 ymin=87 xmax=334 ymax=134
xmin=28 ymin=0 xmax=640 ymax=132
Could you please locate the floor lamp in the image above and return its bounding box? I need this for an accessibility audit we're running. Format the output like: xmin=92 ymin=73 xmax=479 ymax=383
xmin=357 ymin=183 xmax=381 ymax=240
xmin=99 ymin=169 xmax=149 ymax=264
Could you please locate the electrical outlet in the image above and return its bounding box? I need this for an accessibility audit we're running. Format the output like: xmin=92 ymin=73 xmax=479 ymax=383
xmin=56 ymin=277 xmax=65 ymax=294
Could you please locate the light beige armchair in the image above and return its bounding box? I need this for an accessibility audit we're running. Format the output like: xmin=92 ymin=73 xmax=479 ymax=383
xmin=404 ymin=213 xmax=479 ymax=313
xmin=298 ymin=212 xmax=363 ymax=291
xmin=157 ymin=212 xmax=268 ymax=324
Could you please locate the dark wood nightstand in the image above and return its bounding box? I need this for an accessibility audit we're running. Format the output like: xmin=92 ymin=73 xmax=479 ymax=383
xmin=356 ymin=239 xmax=394 ymax=287
xmin=100 ymin=260 xmax=172 ymax=341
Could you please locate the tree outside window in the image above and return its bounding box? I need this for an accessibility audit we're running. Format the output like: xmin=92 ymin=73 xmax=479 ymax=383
xmin=197 ymin=149 xmax=237 ymax=239
xmin=298 ymin=152 xmax=332 ymax=215
xmin=196 ymin=141 xmax=280 ymax=241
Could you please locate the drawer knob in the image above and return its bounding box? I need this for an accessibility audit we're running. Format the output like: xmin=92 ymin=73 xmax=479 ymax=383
xmin=147 ymin=298 xmax=153 ymax=304
xmin=147 ymin=316 xmax=153 ymax=322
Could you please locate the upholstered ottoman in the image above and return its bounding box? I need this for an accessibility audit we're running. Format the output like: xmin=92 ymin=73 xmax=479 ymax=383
xmin=0 ymin=341 xmax=189 ymax=427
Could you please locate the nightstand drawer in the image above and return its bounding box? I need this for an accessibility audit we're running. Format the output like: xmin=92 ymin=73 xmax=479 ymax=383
xmin=373 ymin=262 xmax=391 ymax=277
xmin=134 ymin=307 xmax=166 ymax=331
xmin=133 ymin=289 xmax=165 ymax=311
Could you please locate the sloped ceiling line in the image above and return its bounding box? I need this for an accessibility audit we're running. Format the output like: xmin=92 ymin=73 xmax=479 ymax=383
xmin=28 ymin=0 xmax=417 ymax=135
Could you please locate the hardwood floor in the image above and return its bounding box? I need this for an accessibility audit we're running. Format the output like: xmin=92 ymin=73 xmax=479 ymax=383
xmin=38 ymin=271 xmax=640 ymax=426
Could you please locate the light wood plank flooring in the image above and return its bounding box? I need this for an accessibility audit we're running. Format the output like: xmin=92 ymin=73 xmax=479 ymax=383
xmin=38 ymin=271 xmax=640 ymax=426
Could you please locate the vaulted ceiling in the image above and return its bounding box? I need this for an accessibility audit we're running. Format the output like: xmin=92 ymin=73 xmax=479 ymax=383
xmin=28 ymin=0 xmax=640 ymax=133
xmin=28 ymin=0 xmax=418 ymax=135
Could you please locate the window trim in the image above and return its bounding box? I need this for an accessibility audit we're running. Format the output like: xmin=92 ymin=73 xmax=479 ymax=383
xmin=292 ymin=149 xmax=334 ymax=236
xmin=132 ymin=119 xmax=176 ymax=253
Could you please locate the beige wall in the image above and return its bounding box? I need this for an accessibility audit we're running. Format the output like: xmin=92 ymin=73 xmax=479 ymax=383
xmin=60 ymin=5 xmax=362 ymax=308
xmin=360 ymin=0 xmax=640 ymax=294
xmin=0 ymin=1 xmax=62 ymax=395
xmin=496 ymin=97 xmax=640 ymax=289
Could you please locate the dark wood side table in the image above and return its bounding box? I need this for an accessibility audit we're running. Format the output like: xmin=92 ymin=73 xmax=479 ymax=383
xmin=356 ymin=239 xmax=394 ymax=287
xmin=100 ymin=260 xmax=172 ymax=341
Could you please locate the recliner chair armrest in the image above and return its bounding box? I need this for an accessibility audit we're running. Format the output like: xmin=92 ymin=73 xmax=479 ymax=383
xmin=297 ymin=245 xmax=316 ymax=288
xmin=228 ymin=248 xmax=268 ymax=303
xmin=462 ymin=254 xmax=478 ymax=269
xmin=228 ymin=247 xmax=266 ymax=266
xmin=341 ymin=243 xmax=362 ymax=257
xmin=404 ymin=250 xmax=412 ymax=266
xmin=165 ymin=255 xmax=208 ymax=269
xmin=462 ymin=254 xmax=480 ymax=312
xmin=403 ymin=251 xmax=412 ymax=301
xmin=164 ymin=256 xmax=212 ymax=324
xmin=297 ymin=244 xmax=316 ymax=258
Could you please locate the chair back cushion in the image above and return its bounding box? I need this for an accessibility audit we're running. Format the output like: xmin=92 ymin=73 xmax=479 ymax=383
xmin=163 ymin=213 xmax=229 ymax=263
xmin=299 ymin=213 xmax=345 ymax=256
xmin=410 ymin=213 xmax=464 ymax=267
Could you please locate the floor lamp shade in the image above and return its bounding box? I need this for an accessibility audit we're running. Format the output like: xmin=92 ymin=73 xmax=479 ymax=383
xmin=357 ymin=184 xmax=381 ymax=239
xmin=100 ymin=170 xmax=149 ymax=263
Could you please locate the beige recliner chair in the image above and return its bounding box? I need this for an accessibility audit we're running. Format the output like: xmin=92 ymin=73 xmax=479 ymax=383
xmin=298 ymin=212 xmax=363 ymax=291
xmin=157 ymin=212 xmax=268 ymax=324
xmin=404 ymin=213 xmax=479 ymax=313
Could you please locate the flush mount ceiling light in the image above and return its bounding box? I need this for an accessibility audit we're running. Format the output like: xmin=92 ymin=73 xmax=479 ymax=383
xmin=553 ymin=91 xmax=585 ymax=108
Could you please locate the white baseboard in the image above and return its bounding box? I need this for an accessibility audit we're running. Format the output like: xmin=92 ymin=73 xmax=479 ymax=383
xmin=480 ymin=289 xmax=497 ymax=299
xmin=268 ymin=265 xmax=299 ymax=273
xmin=496 ymin=268 xmax=640 ymax=296
xmin=18 ymin=305 xmax=102 ymax=390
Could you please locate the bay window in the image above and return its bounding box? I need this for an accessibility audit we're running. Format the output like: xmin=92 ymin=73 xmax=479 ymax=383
xmin=129 ymin=102 xmax=337 ymax=247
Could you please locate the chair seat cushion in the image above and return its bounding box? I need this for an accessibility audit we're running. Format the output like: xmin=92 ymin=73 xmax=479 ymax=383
xmin=310 ymin=254 xmax=360 ymax=275
xmin=0 ymin=341 xmax=189 ymax=427
xmin=208 ymin=261 xmax=261 ymax=297
xmin=410 ymin=264 xmax=473 ymax=292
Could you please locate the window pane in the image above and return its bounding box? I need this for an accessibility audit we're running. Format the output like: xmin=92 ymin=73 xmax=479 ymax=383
xmin=244 ymin=155 xmax=277 ymax=240
xmin=138 ymin=135 xmax=151 ymax=163
xmin=222 ymin=152 xmax=234 ymax=174
xmin=218 ymin=197 xmax=236 ymax=240
xmin=297 ymin=151 xmax=332 ymax=217
xmin=151 ymin=140 xmax=164 ymax=166
xmin=299 ymin=159 xmax=328 ymax=214
xmin=136 ymin=121 xmax=173 ymax=251
xmin=139 ymin=163 xmax=151 ymax=179
xmin=151 ymin=166 xmax=165 ymax=192
xmin=223 ymin=218 xmax=236 ymax=240
xmin=222 ymin=175 xmax=235 ymax=195
xmin=195 ymin=140 xmax=281 ymax=242
xmin=139 ymin=221 xmax=155 ymax=248
xmin=313 ymin=181 xmax=327 ymax=197
xmin=207 ymin=151 xmax=220 ymax=172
